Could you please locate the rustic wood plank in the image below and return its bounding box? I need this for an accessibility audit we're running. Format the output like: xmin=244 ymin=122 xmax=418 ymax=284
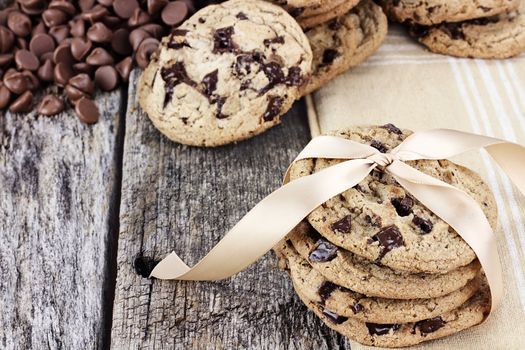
xmin=111 ymin=70 xmax=351 ymax=349
xmin=0 ymin=89 xmax=124 ymax=349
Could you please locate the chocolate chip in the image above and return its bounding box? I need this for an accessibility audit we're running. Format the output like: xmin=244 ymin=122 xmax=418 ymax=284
xmin=263 ymin=36 xmax=284 ymax=47
xmin=0 ymin=84 xmax=11 ymax=109
xmin=262 ymin=96 xmax=283 ymax=122
xmin=369 ymin=225 xmax=405 ymax=262
xmin=7 ymin=11 xmax=32 ymax=37
xmin=69 ymin=37 xmax=91 ymax=61
xmin=331 ymin=215 xmax=352 ymax=233
xmin=29 ymin=33 xmax=56 ymax=58
xmin=128 ymin=8 xmax=151 ymax=27
xmin=141 ymin=24 xmax=165 ymax=39
xmin=116 ymin=56 xmax=132 ymax=82
xmin=72 ymin=62 xmax=93 ymax=76
xmin=147 ymin=0 xmax=169 ymax=15
xmin=370 ymin=140 xmax=388 ymax=153
xmin=413 ymin=216 xmax=433 ymax=234
xmin=0 ymin=52 xmax=13 ymax=66
xmin=75 ymin=97 xmax=99 ymax=124
xmin=0 ymin=26 xmax=15 ymax=53
xmin=86 ymin=47 xmax=114 ymax=66
xmin=287 ymin=7 xmax=304 ymax=17
xmin=322 ymin=49 xmax=339 ymax=65
xmin=95 ymin=65 xmax=119 ymax=92
xmin=415 ymin=317 xmax=445 ymax=334
xmin=161 ymin=1 xmax=188 ymax=26
xmin=87 ymin=22 xmax=113 ymax=43
xmin=391 ymin=197 xmax=414 ymax=217
xmin=65 ymin=84 xmax=89 ymax=103
xmin=285 ymin=66 xmax=304 ymax=86
xmin=366 ymin=323 xmax=401 ymax=336
xmin=213 ymin=26 xmax=236 ymax=53
xmin=236 ymin=12 xmax=248 ymax=20
xmin=202 ymin=69 xmax=218 ymax=97
xmin=53 ymin=44 xmax=74 ymax=66
xmin=161 ymin=61 xmax=197 ymax=107
xmin=318 ymin=281 xmax=337 ymax=303
xmin=113 ymin=0 xmax=140 ymax=19
xmin=322 ymin=308 xmax=348 ymax=324
xmin=37 ymin=94 xmax=64 ymax=116
xmin=381 ymin=123 xmax=402 ymax=135
xmin=136 ymin=38 xmax=159 ymax=69
xmin=309 ymin=238 xmax=338 ymax=263
xmin=42 ymin=9 xmax=68 ymax=27
xmin=54 ymin=62 xmax=74 ymax=86
xmin=37 ymin=59 xmax=54 ymax=81
xmin=69 ymin=73 xmax=95 ymax=96
xmin=129 ymin=28 xmax=150 ymax=51
xmin=14 ymin=50 xmax=39 ymax=71
xmin=9 ymin=90 xmax=33 ymax=113
xmin=351 ymin=302 xmax=364 ymax=314
xmin=111 ymin=28 xmax=132 ymax=56
xmin=4 ymin=72 xmax=29 ymax=94
xmin=69 ymin=18 xmax=85 ymax=37
xmin=48 ymin=25 xmax=70 ymax=43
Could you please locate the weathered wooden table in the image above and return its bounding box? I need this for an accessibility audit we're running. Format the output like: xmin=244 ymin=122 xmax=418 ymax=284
xmin=0 ymin=70 xmax=351 ymax=349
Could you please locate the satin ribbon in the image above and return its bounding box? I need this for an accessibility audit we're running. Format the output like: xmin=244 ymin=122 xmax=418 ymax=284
xmin=150 ymin=128 xmax=525 ymax=317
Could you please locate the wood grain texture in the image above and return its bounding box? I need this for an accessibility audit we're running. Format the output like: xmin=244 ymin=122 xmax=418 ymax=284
xmin=0 ymin=90 xmax=123 ymax=350
xmin=111 ymin=71 xmax=351 ymax=349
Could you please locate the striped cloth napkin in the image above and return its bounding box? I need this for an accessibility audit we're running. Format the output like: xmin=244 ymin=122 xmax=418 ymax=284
xmin=308 ymin=24 xmax=525 ymax=349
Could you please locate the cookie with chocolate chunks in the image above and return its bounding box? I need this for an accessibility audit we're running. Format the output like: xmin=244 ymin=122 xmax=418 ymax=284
xmin=276 ymin=239 xmax=482 ymax=324
xmin=285 ymin=221 xmax=481 ymax=299
xmin=288 ymin=126 xmax=498 ymax=274
xmin=408 ymin=2 xmax=525 ymax=59
xmin=294 ymin=275 xmax=491 ymax=348
xmin=138 ymin=0 xmax=312 ymax=147
xmin=300 ymin=0 xmax=387 ymax=95
xmin=378 ymin=0 xmax=520 ymax=26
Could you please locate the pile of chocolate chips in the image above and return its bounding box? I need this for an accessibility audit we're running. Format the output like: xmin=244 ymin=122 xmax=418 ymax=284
xmin=0 ymin=0 xmax=204 ymax=123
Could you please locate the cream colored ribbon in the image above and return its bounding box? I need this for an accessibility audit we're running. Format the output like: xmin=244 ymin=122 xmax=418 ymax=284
xmin=151 ymin=128 xmax=525 ymax=317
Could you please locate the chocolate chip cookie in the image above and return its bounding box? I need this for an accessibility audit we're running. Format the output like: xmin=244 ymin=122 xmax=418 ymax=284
xmin=138 ymin=0 xmax=312 ymax=147
xmin=378 ymin=0 xmax=520 ymax=25
xmin=295 ymin=278 xmax=491 ymax=348
xmin=288 ymin=125 xmax=498 ymax=274
xmin=284 ymin=242 xmax=481 ymax=323
xmin=409 ymin=3 xmax=525 ymax=59
xmin=301 ymin=0 xmax=387 ymax=95
xmin=285 ymin=221 xmax=481 ymax=299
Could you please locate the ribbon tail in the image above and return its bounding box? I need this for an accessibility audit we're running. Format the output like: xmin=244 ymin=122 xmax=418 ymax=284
xmin=388 ymin=161 xmax=503 ymax=314
xmin=486 ymin=143 xmax=525 ymax=197
xmin=151 ymin=159 xmax=375 ymax=280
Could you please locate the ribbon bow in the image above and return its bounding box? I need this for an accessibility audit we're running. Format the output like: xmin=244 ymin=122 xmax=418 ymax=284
xmin=150 ymin=128 xmax=525 ymax=318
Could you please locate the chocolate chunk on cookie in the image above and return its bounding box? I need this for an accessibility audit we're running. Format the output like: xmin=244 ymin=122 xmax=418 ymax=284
xmin=288 ymin=125 xmax=498 ymax=274
xmin=138 ymin=0 xmax=312 ymax=147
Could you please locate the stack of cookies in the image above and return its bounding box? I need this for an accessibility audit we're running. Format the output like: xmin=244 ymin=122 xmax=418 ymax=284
xmin=377 ymin=0 xmax=525 ymax=58
xmin=275 ymin=125 xmax=496 ymax=347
